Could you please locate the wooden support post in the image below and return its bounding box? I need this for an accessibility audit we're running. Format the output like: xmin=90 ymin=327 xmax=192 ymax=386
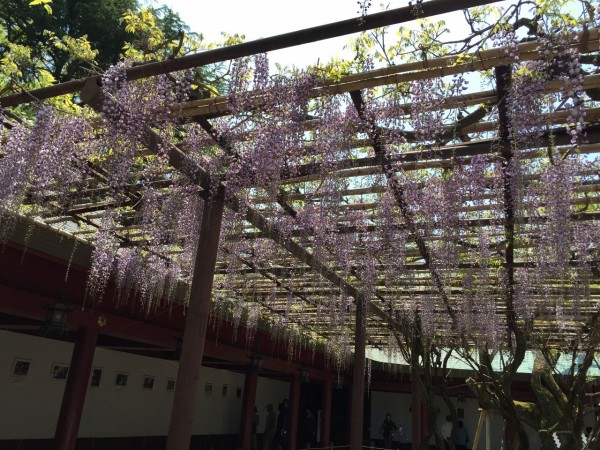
xmin=166 ymin=193 xmax=225 ymax=450
xmin=321 ymin=376 xmax=333 ymax=448
xmin=350 ymin=296 xmax=366 ymax=450
xmin=54 ymin=327 xmax=98 ymax=450
xmin=411 ymin=377 xmax=421 ymax=450
xmin=239 ymin=363 xmax=259 ymax=450
xmin=472 ymin=409 xmax=486 ymax=450
xmin=289 ymin=373 xmax=301 ymax=450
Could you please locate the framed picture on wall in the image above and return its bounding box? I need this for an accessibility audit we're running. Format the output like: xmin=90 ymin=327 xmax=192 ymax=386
xmin=236 ymin=387 xmax=242 ymax=398
xmin=143 ymin=375 xmax=155 ymax=390
xmin=90 ymin=368 xmax=102 ymax=387
xmin=12 ymin=359 xmax=31 ymax=377
xmin=50 ymin=363 xmax=69 ymax=380
xmin=222 ymin=384 xmax=228 ymax=397
xmin=166 ymin=378 xmax=176 ymax=392
xmin=204 ymin=382 xmax=213 ymax=397
xmin=115 ymin=372 xmax=128 ymax=387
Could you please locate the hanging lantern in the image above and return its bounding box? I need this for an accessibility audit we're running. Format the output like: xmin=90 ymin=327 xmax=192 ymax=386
xmin=42 ymin=302 xmax=71 ymax=334
xmin=250 ymin=354 xmax=263 ymax=371
xmin=300 ymin=366 xmax=310 ymax=383
xmin=334 ymin=373 xmax=343 ymax=390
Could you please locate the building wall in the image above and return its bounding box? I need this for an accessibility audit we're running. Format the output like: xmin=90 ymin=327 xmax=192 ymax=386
xmin=370 ymin=390 xmax=544 ymax=450
xmin=0 ymin=330 xmax=289 ymax=439
xmin=3 ymin=329 xmax=596 ymax=446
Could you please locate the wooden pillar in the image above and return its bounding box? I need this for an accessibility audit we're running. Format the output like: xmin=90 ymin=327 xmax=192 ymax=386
xmin=166 ymin=194 xmax=225 ymax=450
xmin=54 ymin=327 xmax=98 ymax=450
xmin=239 ymin=363 xmax=259 ymax=450
xmin=350 ymin=296 xmax=366 ymax=450
xmin=321 ymin=376 xmax=333 ymax=447
xmin=411 ymin=379 xmax=421 ymax=450
xmin=288 ymin=373 xmax=301 ymax=450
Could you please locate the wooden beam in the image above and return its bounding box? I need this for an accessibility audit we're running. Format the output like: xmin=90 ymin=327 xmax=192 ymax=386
xmin=277 ymin=126 xmax=600 ymax=184
xmin=80 ymin=80 xmax=404 ymax=347
xmin=0 ymin=0 xmax=503 ymax=108
xmin=173 ymin=31 xmax=599 ymax=119
xmin=350 ymin=89 xmax=458 ymax=326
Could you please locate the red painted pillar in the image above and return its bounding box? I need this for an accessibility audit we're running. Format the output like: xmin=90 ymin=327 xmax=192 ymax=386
xmin=411 ymin=378 xmax=421 ymax=450
xmin=166 ymin=194 xmax=225 ymax=450
xmin=239 ymin=365 xmax=259 ymax=450
xmin=288 ymin=373 xmax=301 ymax=450
xmin=350 ymin=296 xmax=366 ymax=450
xmin=320 ymin=376 xmax=333 ymax=447
xmin=54 ymin=327 xmax=98 ymax=450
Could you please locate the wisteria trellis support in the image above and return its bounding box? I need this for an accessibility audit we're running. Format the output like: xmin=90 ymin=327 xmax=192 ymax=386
xmin=0 ymin=0 xmax=504 ymax=109
xmin=80 ymin=77 xmax=230 ymax=449
xmin=350 ymin=88 xmax=460 ymax=327
xmin=82 ymin=68 xmax=365 ymax=444
xmin=196 ymin=112 xmax=358 ymax=346
xmin=80 ymin=77 xmax=408 ymax=450
xmin=166 ymin=191 xmax=225 ymax=450
xmin=196 ymin=83 xmax=397 ymax=341
xmin=208 ymin=55 xmax=512 ymax=448
xmin=0 ymin=5 xmax=596 ymax=448
xmin=471 ymin=64 xmax=530 ymax=450
xmin=350 ymin=86 xmax=474 ymax=447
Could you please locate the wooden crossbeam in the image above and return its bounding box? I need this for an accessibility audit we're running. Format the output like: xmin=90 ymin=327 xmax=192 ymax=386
xmin=0 ymin=0 xmax=503 ymax=108
xmin=80 ymin=79 xmax=405 ymax=344
xmin=173 ymin=30 xmax=600 ymax=119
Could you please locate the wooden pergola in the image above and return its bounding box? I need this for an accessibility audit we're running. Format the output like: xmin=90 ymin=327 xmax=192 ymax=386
xmin=1 ymin=1 xmax=599 ymax=449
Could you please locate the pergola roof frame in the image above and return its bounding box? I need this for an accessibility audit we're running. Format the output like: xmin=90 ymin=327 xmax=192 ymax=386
xmin=0 ymin=0 xmax=598 ymax=350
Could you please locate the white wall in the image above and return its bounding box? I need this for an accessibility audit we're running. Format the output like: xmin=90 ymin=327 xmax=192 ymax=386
xmin=370 ymin=391 xmax=412 ymax=442
xmin=5 ymin=330 xmax=595 ymax=445
xmin=370 ymin=390 xmax=543 ymax=450
xmin=256 ymin=376 xmax=290 ymax=434
xmin=0 ymin=330 xmax=289 ymax=439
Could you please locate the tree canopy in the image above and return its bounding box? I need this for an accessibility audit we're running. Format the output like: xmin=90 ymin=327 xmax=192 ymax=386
xmin=0 ymin=0 xmax=217 ymax=94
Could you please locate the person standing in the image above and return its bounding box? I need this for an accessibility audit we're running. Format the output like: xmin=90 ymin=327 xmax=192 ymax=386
xmin=252 ymin=406 xmax=260 ymax=450
xmin=441 ymin=415 xmax=452 ymax=450
xmin=264 ymin=403 xmax=276 ymax=450
xmin=380 ymin=413 xmax=397 ymax=449
xmin=455 ymin=420 xmax=469 ymax=450
xmin=395 ymin=422 xmax=405 ymax=449
xmin=274 ymin=399 xmax=290 ymax=450
xmin=300 ymin=408 xmax=316 ymax=449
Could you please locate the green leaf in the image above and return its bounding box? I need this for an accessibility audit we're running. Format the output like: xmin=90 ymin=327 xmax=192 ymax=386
xmin=29 ymin=0 xmax=53 ymax=14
